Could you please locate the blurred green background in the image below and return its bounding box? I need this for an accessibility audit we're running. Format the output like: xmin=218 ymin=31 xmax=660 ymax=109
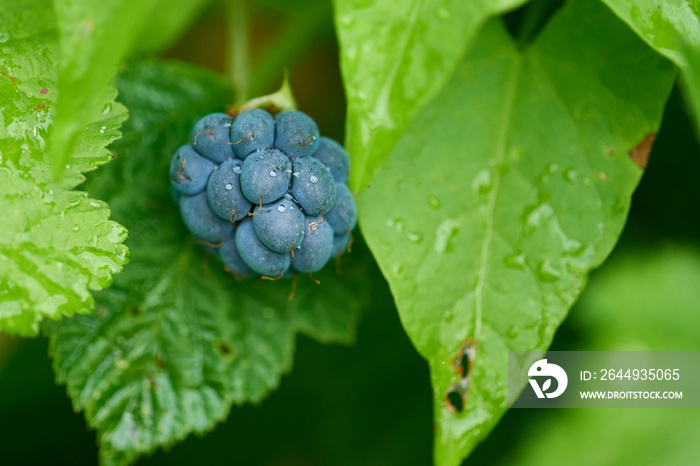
xmin=1 ymin=1 xmax=699 ymax=464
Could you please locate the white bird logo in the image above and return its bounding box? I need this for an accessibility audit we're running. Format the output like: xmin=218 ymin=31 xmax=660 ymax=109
xmin=528 ymin=359 xmax=568 ymax=399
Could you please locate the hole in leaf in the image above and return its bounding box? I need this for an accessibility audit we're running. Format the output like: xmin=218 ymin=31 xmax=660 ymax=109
xmin=126 ymin=305 xmax=143 ymax=318
xmin=445 ymin=380 xmax=468 ymax=413
xmin=452 ymin=339 xmax=476 ymax=379
xmin=213 ymin=339 xmax=236 ymax=361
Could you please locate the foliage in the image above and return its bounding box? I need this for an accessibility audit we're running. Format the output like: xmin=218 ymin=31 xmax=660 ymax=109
xmin=340 ymin=0 xmax=675 ymax=463
xmin=0 ymin=0 xmax=128 ymax=336
xmin=48 ymin=59 xmax=368 ymax=466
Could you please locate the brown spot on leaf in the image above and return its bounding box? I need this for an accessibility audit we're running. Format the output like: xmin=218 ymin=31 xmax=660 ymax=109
xmin=444 ymin=338 xmax=477 ymax=414
xmin=452 ymin=339 xmax=476 ymax=379
xmin=40 ymin=87 xmax=48 ymax=94
xmin=1 ymin=72 xmax=16 ymax=85
xmin=628 ymin=133 xmax=656 ymax=169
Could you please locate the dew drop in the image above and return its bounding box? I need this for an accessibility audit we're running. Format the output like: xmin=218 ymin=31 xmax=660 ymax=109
xmin=507 ymin=325 xmax=520 ymax=339
xmin=504 ymin=252 xmax=526 ymax=270
xmin=471 ymin=168 xmax=493 ymax=194
xmin=225 ymin=183 xmax=233 ymax=190
xmin=293 ymin=172 xmax=300 ymax=177
xmin=72 ymin=224 xmax=81 ymax=232
xmin=277 ymin=204 xmax=286 ymax=212
xmin=427 ymin=195 xmax=442 ymax=210
xmin=406 ymin=231 xmax=423 ymax=243
xmin=232 ymin=166 xmax=241 ymax=174
xmin=563 ymin=168 xmax=577 ymax=183
xmin=537 ymin=259 xmax=561 ymax=282
xmin=309 ymin=175 xmax=318 ymax=183
xmin=269 ymin=170 xmax=277 ymax=177
xmin=612 ymin=196 xmax=627 ymax=215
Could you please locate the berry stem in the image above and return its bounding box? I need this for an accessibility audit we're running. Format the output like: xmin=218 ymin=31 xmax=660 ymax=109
xmin=227 ymin=0 xmax=250 ymax=105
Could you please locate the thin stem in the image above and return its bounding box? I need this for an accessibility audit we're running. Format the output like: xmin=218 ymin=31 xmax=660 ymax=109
xmin=249 ymin=4 xmax=331 ymax=97
xmin=227 ymin=0 xmax=250 ymax=105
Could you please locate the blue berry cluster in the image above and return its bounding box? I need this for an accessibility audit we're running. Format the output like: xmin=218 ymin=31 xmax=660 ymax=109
xmin=170 ymin=109 xmax=356 ymax=278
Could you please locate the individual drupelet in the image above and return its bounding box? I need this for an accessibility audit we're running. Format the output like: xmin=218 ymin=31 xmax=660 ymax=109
xmin=206 ymin=159 xmax=252 ymax=222
xmin=219 ymin=230 xmax=251 ymax=277
xmin=291 ymin=215 xmax=334 ymax=273
xmin=275 ymin=110 xmax=320 ymax=158
xmin=253 ymin=197 xmax=305 ymax=253
xmin=240 ymin=148 xmax=292 ymax=205
xmin=192 ymin=113 xmax=235 ymax=162
xmin=325 ymin=183 xmax=357 ymax=233
xmin=235 ymin=219 xmax=291 ymax=276
xmin=230 ymin=109 xmax=275 ymax=159
xmin=180 ymin=192 xmax=233 ymax=243
xmin=313 ymin=137 xmax=350 ymax=183
xmin=291 ymin=157 xmax=336 ymax=216
xmin=331 ymin=232 xmax=352 ymax=258
xmin=170 ymin=144 xmax=216 ymax=195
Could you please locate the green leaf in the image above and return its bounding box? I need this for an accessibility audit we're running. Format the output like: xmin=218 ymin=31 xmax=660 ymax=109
xmin=599 ymin=0 xmax=700 ymax=67
xmin=51 ymin=0 xmax=213 ymax=175
xmin=599 ymin=1 xmax=700 ymax=133
xmin=51 ymin=0 xmax=156 ymax=176
xmin=333 ymin=0 xmax=528 ymax=192
xmin=355 ymin=1 xmax=675 ymax=464
xmin=0 ymin=0 xmax=128 ymax=336
xmin=48 ymin=59 xmax=368 ymax=466
xmin=507 ymin=246 xmax=700 ymax=466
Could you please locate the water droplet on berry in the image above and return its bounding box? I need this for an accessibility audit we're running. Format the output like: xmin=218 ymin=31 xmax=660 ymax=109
xmin=269 ymin=170 xmax=277 ymax=177
xmin=293 ymin=172 xmax=300 ymax=177
xmin=277 ymin=204 xmax=286 ymax=212
xmin=225 ymin=183 xmax=233 ymax=190
xmin=233 ymin=166 xmax=241 ymax=174
xmin=310 ymin=175 xmax=318 ymax=183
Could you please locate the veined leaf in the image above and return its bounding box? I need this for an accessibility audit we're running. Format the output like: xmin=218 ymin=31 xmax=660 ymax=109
xmin=51 ymin=0 xmax=158 ymax=176
xmin=333 ymin=0 xmax=529 ymax=193
xmin=51 ymin=0 xmax=214 ymax=174
xmin=0 ymin=0 xmax=128 ymax=336
xmin=48 ymin=59 xmax=368 ymax=466
xmin=599 ymin=0 xmax=700 ymax=134
xmin=356 ymin=1 xmax=675 ymax=464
